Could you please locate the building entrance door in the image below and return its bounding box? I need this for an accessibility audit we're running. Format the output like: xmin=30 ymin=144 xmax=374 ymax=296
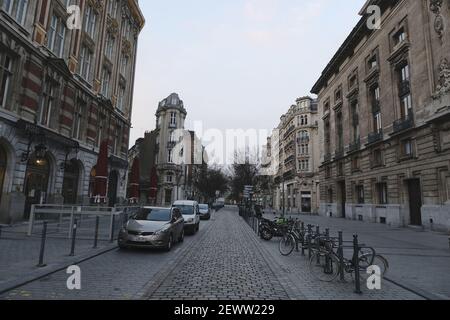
xmin=408 ymin=179 xmax=422 ymax=226
xmin=62 ymin=160 xmax=80 ymax=204
xmin=24 ymin=155 xmax=50 ymax=219
xmin=108 ymin=171 xmax=118 ymax=207
xmin=301 ymin=192 xmax=312 ymax=213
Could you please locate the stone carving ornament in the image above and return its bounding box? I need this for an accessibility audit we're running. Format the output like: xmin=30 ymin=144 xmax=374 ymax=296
xmin=430 ymin=0 xmax=445 ymax=40
xmin=433 ymin=58 xmax=450 ymax=98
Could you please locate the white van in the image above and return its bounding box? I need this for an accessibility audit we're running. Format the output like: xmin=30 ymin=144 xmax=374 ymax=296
xmin=172 ymin=200 xmax=200 ymax=234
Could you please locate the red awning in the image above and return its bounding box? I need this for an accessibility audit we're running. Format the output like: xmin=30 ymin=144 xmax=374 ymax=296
xmin=128 ymin=158 xmax=140 ymax=202
xmin=93 ymin=140 xmax=109 ymax=204
xmin=149 ymin=166 xmax=158 ymax=200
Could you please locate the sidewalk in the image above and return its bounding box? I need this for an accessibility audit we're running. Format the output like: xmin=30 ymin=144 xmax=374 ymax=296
xmin=262 ymin=212 xmax=450 ymax=299
xmin=0 ymin=217 xmax=120 ymax=294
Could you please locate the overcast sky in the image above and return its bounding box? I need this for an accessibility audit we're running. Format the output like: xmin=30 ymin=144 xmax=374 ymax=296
xmin=131 ymin=0 xmax=365 ymax=148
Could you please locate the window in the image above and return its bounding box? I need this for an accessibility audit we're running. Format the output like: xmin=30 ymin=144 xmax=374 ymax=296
xmin=105 ymin=33 xmax=115 ymax=60
xmin=351 ymin=156 xmax=359 ymax=172
xmin=337 ymin=161 xmax=344 ymax=177
xmin=2 ymin=0 xmax=29 ymax=25
xmin=0 ymin=53 xmax=13 ymax=109
xmin=47 ymin=14 xmax=66 ymax=57
xmin=166 ymin=173 xmax=173 ymax=183
xmin=40 ymin=79 xmax=55 ymax=127
xmin=107 ymin=0 xmax=119 ymax=18
xmin=356 ymin=185 xmax=364 ymax=204
xmin=79 ymin=46 xmax=92 ymax=82
xmin=325 ymin=166 xmax=332 ymax=179
xmin=335 ymin=87 xmax=342 ymax=103
xmin=169 ymin=131 xmax=175 ymax=143
xmin=84 ymin=6 xmax=97 ymax=39
xmin=368 ymin=55 xmax=378 ymax=70
xmin=373 ymin=111 xmax=382 ymax=133
xmin=336 ymin=112 xmax=344 ymax=151
xmin=351 ymin=100 xmax=360 ymax=142
xmin=96 ymin=115 xmax=105 ymax=147
xmin=113 ymin=126 xmax=122 ymax=155
xmin=376 ymin=183 xmax=388 ymax=205
xmin=170 ymin=112 xmax=176 ymax=126
xmin=324 ymin=99 xmax=330 ymax=114
xmin=373 ymin=148 xmax=383 ymax=167
xmin=72 ymin=100 xmax=86 ymax=140
xmin=324 ymin=120 xmax=331 ymax=155
xmin=327 ymin=188 xmax=333 ymax=203
xmin=168 ymin=149 xmax=173 ymax=163
xmin=401 ymin=139 xmax=413 ymax=158
xmin=117 ymin=84 xmax=126 ymax=113
xmin=120 ymin=55 xmax=129 ymax=75
xmin=298 ymin=159 xmax=309 ymax=172
xmin=101 ymin=68 xmax=111 ymax=97
xmin=394 ymin=28 xmax=406 ymax=46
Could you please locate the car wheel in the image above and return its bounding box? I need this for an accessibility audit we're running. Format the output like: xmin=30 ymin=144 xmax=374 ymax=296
xmin=196 ymin=223 xmax=200 ymax=232
xmin=165 ymin=235 xmax=173 ymax=252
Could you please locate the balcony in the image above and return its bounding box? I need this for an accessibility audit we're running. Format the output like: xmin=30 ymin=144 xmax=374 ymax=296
xmin=169 ymin=122 xmax=177 ymax=129
xmin=284 ymin=155 xmax=295 ymax=165
xmin=348 ymin=138 xmax=361 ymax=153
xmin=324 ymin=153 xmax=332 ymax=163
xmin=284 ymin=140 xmax=294 ymax=150
xmin=334 ymin=148 xmax=345 ymax=160
xmin=368 ymin=130 xmax=383 ymax=144
xmin=393 ymin=114 xmax=414 ymax=134
xmin=283 ymin=126 xmax=295 ymax=139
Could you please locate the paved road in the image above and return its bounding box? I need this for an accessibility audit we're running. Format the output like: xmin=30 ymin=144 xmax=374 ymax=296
xmin=0 ymin=207 xmax=429 ymax=300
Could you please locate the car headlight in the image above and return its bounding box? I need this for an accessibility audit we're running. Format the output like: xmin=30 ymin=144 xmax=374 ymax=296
xmin=154 ymin=228 xmax=170 ymax=236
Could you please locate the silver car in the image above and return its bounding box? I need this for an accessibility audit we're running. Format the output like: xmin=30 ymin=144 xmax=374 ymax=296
xmin=118 ymin=207 xmax=184 ymax=251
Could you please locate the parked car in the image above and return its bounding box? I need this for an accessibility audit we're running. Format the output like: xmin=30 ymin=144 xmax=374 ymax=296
xmin=172 ymin=200 xmax=200 ymax=234
xmin=118 ymin=207 xmax=184 ymax=251
xmin=198 ymin=204 xmax=211 ymax=220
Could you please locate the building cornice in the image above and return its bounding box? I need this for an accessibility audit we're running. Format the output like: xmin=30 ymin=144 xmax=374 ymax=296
xmin=128 ymin=0 xmax=145 ymax=31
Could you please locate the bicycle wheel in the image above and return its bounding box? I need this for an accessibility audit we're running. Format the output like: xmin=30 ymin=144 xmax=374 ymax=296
xmin=370 ymin=255 xmax=389 ymax=277
xmin=358 ymin=248 xmax=376 ymax=269
xmin=279 ymin=234 xmax=296 ymax=256
xmin=309 ymin=251 xmax=340 ymax=282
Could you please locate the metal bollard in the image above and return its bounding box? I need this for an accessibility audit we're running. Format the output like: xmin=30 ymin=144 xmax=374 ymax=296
xmin=93 ymin=216 xmax=100 ymax=249
xmin=301 ymin=222 xmax=305 ymax=256
xmin=37 ymin=222 xmax=48 ymax=267
xmin=69 ymin=219 xmax=78 ymax=257
xmin=353 ymin=234 xmax=362 ymax=294
xmin=110 ymin=215 xmax=116 ymax=243
xmin=338 ymin=231 xmax=345 ymax=282
xmin=307 ymin=225 xmax=312 ymax=259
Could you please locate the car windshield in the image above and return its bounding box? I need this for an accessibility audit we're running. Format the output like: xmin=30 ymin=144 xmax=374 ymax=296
xmin=174 ymin=205 xmax=194 ymax=215
xmin=199 ymin=204 xmax=208 ymax=210
xmin=132 ymin=208 xmax=171 ymax=222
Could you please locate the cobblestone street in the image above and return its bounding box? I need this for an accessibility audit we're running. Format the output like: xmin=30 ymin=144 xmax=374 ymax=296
xmin=0 ymin=207 xmax=434 ymax=300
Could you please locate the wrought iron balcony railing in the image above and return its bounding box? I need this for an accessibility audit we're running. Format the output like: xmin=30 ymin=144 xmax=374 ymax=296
xmin=368 ymin=130 xmax=383 ymax=144
xmin=398 ymin=80 xmax=411 ymax=97
xmin=348 ymin=138 xmax=361 ymax=153
xmin=335 ymin=148 xmax=345 ymax=159
xmin=324 ymin=153 xmax=332 ymax=163
xmin=393 ymin=114 xmax=414 ymax=133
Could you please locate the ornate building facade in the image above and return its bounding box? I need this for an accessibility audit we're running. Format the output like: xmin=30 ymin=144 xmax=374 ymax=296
xmin=0 ymin=0 xmax=145 ymax=223
xmin=312 ymin=0 xmax=450 ymax=231
xmin=267 ymin=96 xmax=321 ymax=214
xmin=128 ymin=93 xmax=205 ymax=206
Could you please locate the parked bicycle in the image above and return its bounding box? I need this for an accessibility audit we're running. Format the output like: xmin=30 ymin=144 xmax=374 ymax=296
xmin=259 ymin=217 xmax=293 ymax=241
xmin=308 ymin=236 xmax=389 ymax=282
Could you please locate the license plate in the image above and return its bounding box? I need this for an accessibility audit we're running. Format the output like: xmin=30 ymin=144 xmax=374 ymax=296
xmin=134 ymin=236 xmax=147 ymax=242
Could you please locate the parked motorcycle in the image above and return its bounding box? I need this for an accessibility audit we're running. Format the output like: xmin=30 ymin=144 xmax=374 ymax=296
xmin=259 ymin=217 xmax=291 ymax=241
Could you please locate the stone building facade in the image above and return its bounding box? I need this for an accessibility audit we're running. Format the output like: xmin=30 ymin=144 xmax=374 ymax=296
xmin=268 ymin=96 xmax=321 ymax=214
xmin=311 ymin=0 xmax=450 ymax=231
xmin=128 ymin=93 xmax=205 ymax=207
xmin=0 ymin=0 xmax=145 ymax=223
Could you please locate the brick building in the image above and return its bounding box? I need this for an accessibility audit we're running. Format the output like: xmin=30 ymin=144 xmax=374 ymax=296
xmin=311 ymin=0 xmax=450 ymax=231
xmin=0 ymin=0 xmax=145 ymax=223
